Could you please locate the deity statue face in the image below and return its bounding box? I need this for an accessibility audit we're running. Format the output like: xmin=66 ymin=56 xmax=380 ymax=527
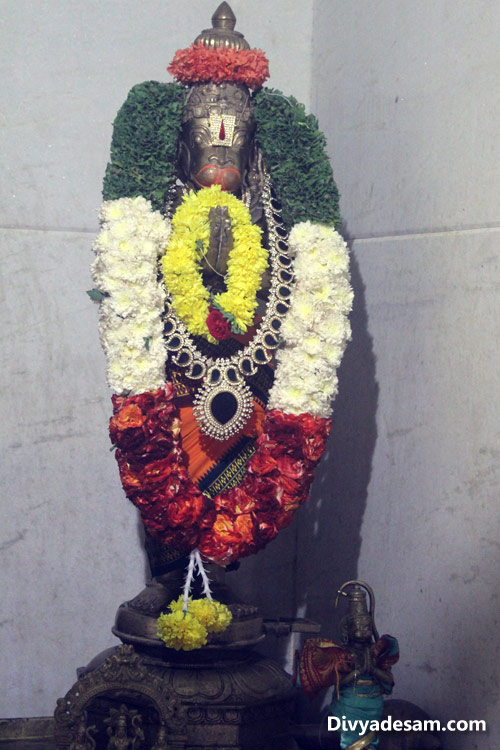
xmin=179 ymin=82 xmax=255 ymax=193
xmin=347 ymin=614 xmax=373 ymax=644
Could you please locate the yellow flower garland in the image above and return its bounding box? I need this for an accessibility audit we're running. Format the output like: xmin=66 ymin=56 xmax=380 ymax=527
xmin=161 ymin=186 xmax=268 ymax=342
xmin=157 ymin=595 xmax=233 ymax=650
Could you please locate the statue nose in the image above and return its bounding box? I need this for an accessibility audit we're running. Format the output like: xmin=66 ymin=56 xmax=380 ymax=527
xmin=209 ymin=148 xmax=234 ymax=167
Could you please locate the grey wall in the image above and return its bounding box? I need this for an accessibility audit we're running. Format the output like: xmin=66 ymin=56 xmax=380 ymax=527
xmin=306 ymin=2 xmax=500 ymax=749
xmin=2 ymin=3 xmax=499 ymax=750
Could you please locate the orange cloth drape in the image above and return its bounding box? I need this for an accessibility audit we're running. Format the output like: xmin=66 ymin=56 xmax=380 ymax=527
xmin=179 ymin=400 xmax=265 ymax=484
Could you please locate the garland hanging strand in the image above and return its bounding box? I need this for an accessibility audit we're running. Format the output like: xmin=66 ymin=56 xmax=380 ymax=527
xmin=182 ymin=551 xmax=197 ymax=612
xmin=195 ymin=550 xmax=213 ymax=600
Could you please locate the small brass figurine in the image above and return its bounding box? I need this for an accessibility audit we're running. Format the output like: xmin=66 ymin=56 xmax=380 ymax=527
xmin=69 ymin=718 xmax=97 ymax=750
xmin=104 ymin=705 xmax=144 ymax=750
xmin=299 ymin=581 xmax=399 ymax=749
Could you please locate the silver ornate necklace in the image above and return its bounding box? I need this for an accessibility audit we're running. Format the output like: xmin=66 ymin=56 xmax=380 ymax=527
xmin=162 ymin=174 xmax=293 ymax=441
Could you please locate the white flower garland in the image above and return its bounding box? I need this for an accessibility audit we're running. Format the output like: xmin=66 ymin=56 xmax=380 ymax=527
xmin=91 ymin=197 xmax=171 ymax=395
xmin=92 ymin=204 xmax=352 ymax=417
xmin=267 ymin=221 xmax=353 ymax=418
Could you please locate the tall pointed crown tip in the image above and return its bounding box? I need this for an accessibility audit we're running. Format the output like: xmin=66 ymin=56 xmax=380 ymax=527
xmin=212 ymin=2 xmax=236 ymax=30
xmin=193 ymin=1 xmax=249 ymax=49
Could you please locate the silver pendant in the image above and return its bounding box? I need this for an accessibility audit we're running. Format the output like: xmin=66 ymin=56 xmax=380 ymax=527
xmin=193 ymin=364 xmax=253 ymax=441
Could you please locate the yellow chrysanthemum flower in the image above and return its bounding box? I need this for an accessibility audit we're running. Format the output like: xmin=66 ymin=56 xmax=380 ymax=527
xmin=189 ymin=598 xmax=219 ymax=628
xmin=209 ymin=600 xmax=233 ymax=632
xmin=189 ymin=598 xmax=233 ymax=633
xmin=168 ymin=595 xmax=187 ymax=613
xmin=157 ymin=609 xmax=208 ymax=651
xmin=161 ymin=595 xmax=233 ymax=645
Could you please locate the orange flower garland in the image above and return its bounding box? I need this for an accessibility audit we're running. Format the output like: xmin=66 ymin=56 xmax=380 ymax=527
xmin=168 ymin=43 xmax=270 ymax=90
xmin=110 ymin=386 xmax=331 ymax=566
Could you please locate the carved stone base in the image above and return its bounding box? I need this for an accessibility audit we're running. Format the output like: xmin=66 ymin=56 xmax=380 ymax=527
xmin=55 ymin=644 xmax=298 ymax=750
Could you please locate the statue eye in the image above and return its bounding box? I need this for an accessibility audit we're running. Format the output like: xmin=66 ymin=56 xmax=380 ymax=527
xmin=191 ymin=128 xmax=211 ymax=147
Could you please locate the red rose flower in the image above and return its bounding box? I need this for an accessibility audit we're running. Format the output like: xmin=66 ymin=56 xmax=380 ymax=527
xmin=256 ymin=518 xmax=279 ymax=543
xmin=221 ymin=487 xmax=256 ymax=515
xmin=117 ymin=458 xmax=142 ymax=493
xmin=206 ymin=307 xmax=232 ymax=340
xmin=299 ymin=414 xmax=331 ymax=461
xmin=167 ymin=495 xmax=201 ymax=528
xmin=198 ymin=533 xmax=234 ymax=566
xmin=112 ymin=403 xmax=145 ymax=430
xmin=276 ymin=455 xmax=305 ymax=479
xmin=275 ymin=507 xmax=297 ymax=530
xmin=263 ymin=411 xmax=304 ymax=453
xmin=140 ymin=457 xmax=175 ymax=488
xmin=247 ymin=451 xmax=277 ymax=476
xmin=242 ymin=475 xmax=279 ymax=507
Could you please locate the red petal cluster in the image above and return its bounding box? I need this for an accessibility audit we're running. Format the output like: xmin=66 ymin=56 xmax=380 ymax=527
xmin=198 ymin=410 xmax=331 ymax=564
xmin=110 ymin=387 xmax=215 ymax=552
xmin=111 ymin=389 xmax=331 ymax=565
xmin=206 ymin=307 xmax=232 ymax=340
xmin=168 ymin=44 xmax=270 ymax=90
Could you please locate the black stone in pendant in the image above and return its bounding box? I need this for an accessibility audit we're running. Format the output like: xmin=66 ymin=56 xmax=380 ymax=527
xmin=210 ymin=391 xmax=238 ymax=425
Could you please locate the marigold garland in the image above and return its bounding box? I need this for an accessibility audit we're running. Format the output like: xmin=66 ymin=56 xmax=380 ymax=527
xmin=169 ymin=595 xmax=232 ymax=632
xmin=157 ymin=609 xmax=208 ymax=650
xmin=161 ymin=186 xmax=268 ymax=342
xmin=168 ymin=43 xmax=269 ymax=90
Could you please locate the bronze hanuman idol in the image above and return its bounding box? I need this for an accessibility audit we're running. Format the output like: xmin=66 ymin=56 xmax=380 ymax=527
xmin=90 ymin=3 xmax=352 ymax=650
xmin=55 ymin=6 xmax=353 ymax=750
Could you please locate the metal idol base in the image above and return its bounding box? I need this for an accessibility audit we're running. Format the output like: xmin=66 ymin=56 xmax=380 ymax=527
xmin=54 ymin=566 xmax=301 ymax=750
xmin=54 ymin=643 xmax=298 ymax=750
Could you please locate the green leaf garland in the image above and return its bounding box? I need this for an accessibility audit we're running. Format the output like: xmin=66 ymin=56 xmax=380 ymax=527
xmin=102 ymin=81 xmax=186 ymax=211
xmin=101 ymin=81 xmax=341 ymax=228
xmin=252 ymin=87 xmax=341 ymax=230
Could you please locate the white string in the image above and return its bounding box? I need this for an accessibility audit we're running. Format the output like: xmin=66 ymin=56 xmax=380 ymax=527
xmin=182 ymin=551 xmax=197 ymax=612
xmin=194 ymin=549 xmax=213 ymax=600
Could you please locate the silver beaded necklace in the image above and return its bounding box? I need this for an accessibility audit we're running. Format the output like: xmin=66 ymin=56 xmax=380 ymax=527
xmin=162 ymin=173 xmax=294 ymax=441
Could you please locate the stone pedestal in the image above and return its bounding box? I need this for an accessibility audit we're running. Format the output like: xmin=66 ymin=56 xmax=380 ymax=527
xmin=54 ymin=643 xmax=298 ymax=750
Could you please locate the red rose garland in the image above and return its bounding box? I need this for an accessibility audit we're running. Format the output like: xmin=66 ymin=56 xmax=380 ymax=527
xmin=110 ymin=386 xmax=331 ymax=565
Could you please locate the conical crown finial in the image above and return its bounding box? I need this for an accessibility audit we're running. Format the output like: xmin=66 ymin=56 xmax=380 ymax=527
xmin=212 ymin=2 xmax=236 ymax=30
xmin=194 ymin=2 xmax=250 ymax=50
